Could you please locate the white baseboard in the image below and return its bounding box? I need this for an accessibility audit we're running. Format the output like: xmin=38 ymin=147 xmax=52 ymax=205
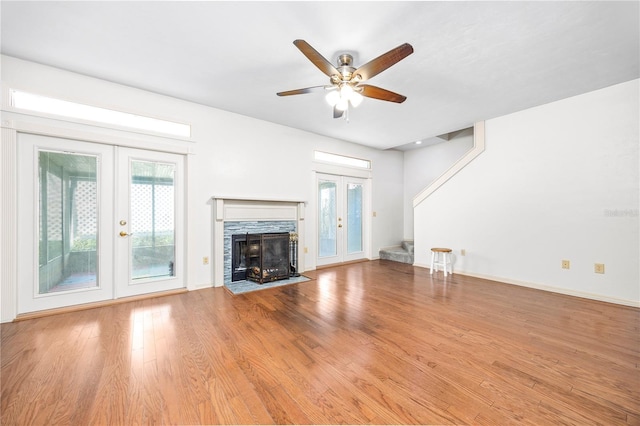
xmin=413 ymin=263 xmax=639 ymax=308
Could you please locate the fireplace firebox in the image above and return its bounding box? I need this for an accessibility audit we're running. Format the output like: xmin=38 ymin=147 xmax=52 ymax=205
xmin=232 ymin=232 xmax=291 ymax=284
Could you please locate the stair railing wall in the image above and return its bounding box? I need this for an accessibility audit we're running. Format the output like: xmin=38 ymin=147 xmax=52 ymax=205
xmin=412 ymin=121 xmax=485 ymax=209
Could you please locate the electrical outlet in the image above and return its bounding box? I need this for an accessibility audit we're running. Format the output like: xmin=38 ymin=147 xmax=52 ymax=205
xmin=304 ymin=247 xmax=308 ymax=254
xmin=594 ymin=263 xmax=605 ymax=274
xmin=373 ymin=211 xmax=377 ymax=217
xmin=203 ymin=256 xmax=209 ymax=265
xmin=461 ymin=249 xmax=466 ymax=256
xmin=561 ymin=260 xmax=570 ymax=269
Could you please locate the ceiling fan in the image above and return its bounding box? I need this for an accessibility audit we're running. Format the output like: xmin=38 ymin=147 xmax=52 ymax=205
xmin=277 ymin=39 xmax=414 ymax=119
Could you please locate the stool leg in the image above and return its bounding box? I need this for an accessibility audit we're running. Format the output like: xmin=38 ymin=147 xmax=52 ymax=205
xmin=430 ymin=251 xmax=435 ymax=274
xmin=448 ymin=253 xmax=453 ymax=275
xmin=443 ymin=252 xmax=448 ymax=277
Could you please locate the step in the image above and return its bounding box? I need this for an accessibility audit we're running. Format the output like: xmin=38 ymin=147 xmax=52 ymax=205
xmin=402 ymin=240 xmax=414 ymax=254
xmin=379 ymin=244 xmax=414 ymax=265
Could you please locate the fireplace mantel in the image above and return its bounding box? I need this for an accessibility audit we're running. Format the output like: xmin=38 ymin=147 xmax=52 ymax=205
xmin=212 ymin=196 xmax=306 ymax=287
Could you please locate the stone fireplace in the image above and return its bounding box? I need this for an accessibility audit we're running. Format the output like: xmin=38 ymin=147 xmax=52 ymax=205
xmin=212 ymin=197 xmax=305 ymax=287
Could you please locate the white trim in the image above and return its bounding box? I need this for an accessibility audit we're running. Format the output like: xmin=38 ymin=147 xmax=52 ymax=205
xmin=312 ymin=162 xmax=372 ymax=179
xmin=1 ymin=127 xmax=18 ymax=322
xmin=314 ymin=151 xmax=371 ymax=170
xmin=225 ymin=204 xmax=299 ymax=222
xmin=212 ymin=195 xmax=305 ymax=204
xmin=413 ymin=262 xmax=640 ymax=308
xmin=413 ymin=121 xmax=485 ymax=208
xmin=2 ymin=119 xmax=193 ymax=155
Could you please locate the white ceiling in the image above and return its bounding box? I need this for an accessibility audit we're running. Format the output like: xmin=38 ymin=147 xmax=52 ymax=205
xmin=1 ymin=1 xmax=638 ymax=151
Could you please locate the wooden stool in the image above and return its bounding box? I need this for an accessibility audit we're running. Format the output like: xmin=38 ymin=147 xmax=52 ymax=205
xmin=430 ymin=248 xmax=452 ymax=276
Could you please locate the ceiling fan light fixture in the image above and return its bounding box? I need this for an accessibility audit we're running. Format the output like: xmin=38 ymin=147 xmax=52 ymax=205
xmin=341 ymin=84 xmax=354 ymax=96
xmin=326 ymin=85 xmax=361 ymax=110
xmin=325 ymin=90 xmax=340 ymax=106
xmin=335 ymin=97 xmax=349 ymax=111
xmin=349 ymin=90 xmax=363 ymax=107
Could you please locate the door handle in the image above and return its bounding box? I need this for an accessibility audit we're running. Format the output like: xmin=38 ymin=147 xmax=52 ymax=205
xmin=338 ymin=224 xmax=343 ymax=228
xmin=119 ymin=231 xmax=133 ymax=237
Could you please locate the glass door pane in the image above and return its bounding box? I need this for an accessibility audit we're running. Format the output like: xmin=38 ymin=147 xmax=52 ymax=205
xmin=318 ymin=180 xmax=337 ymax=258
xmin=346 ymin=182 xmax=363 ymax=254
xmin=130 ymin=160 xmax=176 ymax=280
xmin=38 ymin=151 xmax=98 ymax=294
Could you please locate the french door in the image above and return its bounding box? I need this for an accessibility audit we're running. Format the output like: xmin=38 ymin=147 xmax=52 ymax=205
xmin=17 ymin=133 xmax=184 ymax=314
xmin=316 ymin=173 xmax=367 ymax=266
xmin=115 ymin=147 xmax=184 ymax=298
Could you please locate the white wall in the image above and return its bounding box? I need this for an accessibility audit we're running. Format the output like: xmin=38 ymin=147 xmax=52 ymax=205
xmin=403 ymin=130 xmax=474 ymax=239
xmin=414 ymin=79 xmax=639 ymax=306
xmin=1 ymin=56 xmax=404 ymax=320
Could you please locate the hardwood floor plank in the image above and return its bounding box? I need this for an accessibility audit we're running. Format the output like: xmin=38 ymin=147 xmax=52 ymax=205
xmin=202 ymin=377 xmax=239 ymax=425
xmin=2 ymin=260 xmax=639 ymax=425
xmin=339 ymin=358 xmax=465 ymax=424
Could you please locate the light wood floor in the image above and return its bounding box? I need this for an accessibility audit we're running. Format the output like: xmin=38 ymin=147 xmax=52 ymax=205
xmin=2 ymin=260 xmax=639 ymax=425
